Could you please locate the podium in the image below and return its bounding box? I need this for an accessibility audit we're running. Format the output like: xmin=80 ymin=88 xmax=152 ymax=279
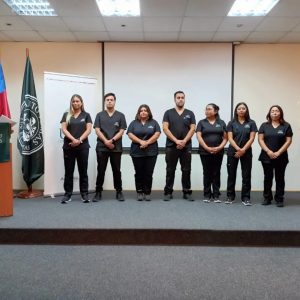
xmin=0 ymin=123 xmax=13 ymax=217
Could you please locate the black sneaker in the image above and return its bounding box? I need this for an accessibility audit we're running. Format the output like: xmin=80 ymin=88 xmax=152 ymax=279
xmin=92 ymin=192 xmax=102 ymax=202
xmin=183 ymin=193 xmax=194 ymax=201
xmin=276 ymin=202 xmax=284 ymax=207
xmin=61 ymin=194 xmax=71 ymax=204
xmin=203 ymin=197 xmax=211 ymax=203
xmin=144 ymin=194 xmax=151 ymax=201
xmin=163 ymin=194 xmax=173 ymax=201
xmin=116 ymin=191 xmax=125 ymax=201
xmin=137 ymin=193 xmax=143 ymax=201
xmin=262 ymin=199 xmax=272 ymax=205
xmin=225 ymin=198 xmax=234 ymax=204
xmin=213 ymin=198 xmax=222 ymax=203
xmin=242 ymin=199 xmax=252 ymax=206
xmin=81 ymin=194 xmax=90 ymax=203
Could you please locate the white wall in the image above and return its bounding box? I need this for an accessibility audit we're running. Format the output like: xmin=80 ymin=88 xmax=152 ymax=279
xmin=1 ymin=42 xmax=299 ymax=192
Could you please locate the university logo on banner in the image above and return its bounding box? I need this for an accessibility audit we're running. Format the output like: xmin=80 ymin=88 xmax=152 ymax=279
xmin=18 ymin=94 xmax=43 ymax=155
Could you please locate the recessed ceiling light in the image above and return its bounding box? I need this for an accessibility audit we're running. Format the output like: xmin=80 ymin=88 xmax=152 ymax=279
xmin=95 ymin=0 xmax=140 ymax=17
xmin=228 ymin=0 xmax=280 ymax=17
xmin=3 ymin=0 xmax=57 ymax=16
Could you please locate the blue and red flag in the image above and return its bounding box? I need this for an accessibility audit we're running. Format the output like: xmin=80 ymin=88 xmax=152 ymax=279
xmin=0 ymin=63 xmax=11 ymax=118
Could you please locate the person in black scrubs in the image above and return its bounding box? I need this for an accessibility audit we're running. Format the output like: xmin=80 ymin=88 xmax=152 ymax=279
xmin=163 ymin=91 xmax=196 ymax=201
xmin=93 ymin=93 xmax=127 ymax=202
xmin=226 ymin=102 xmax=257 ymax=206
xmin=60 ymin=94 xmax=93 ymax=204
xmin=127 ymin=105 xmax=161 ymax=201
xmin=258 ymin=105 xmax=293 ymax=207
xmin=196 ymin=103 xmax=227 ymax=203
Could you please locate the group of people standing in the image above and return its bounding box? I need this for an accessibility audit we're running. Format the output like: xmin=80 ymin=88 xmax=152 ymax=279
xmin=60 ymin=91 xmax=293 ymax=208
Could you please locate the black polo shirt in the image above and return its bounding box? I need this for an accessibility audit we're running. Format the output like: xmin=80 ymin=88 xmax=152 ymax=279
xmin=227 ymin=119 xmax=258 ymax=156
xmin=258 ymin=122 xmax=293 ymax=162
xmin=127 ymin=119 xmax=161 ymax=157
xmin=163 ymin=108 xmax=196 ymax=150
xmin=196 ymin=118 xmax=227 ymax=155
xmin=94 ymin=110 xmax=127 ymax=152
xmin=60 ymin=111 xmax=92 ymax=150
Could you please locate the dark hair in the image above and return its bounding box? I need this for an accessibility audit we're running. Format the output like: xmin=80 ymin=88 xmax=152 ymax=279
xmin=70 ymin=94 xmax=85 ymax=112
xmin=174 ymin=90 xmax=185 ymax=99
xmin=135 ymin=104 xmax=153 ymax=121
xmin=104 ymin=92 xmax=116 ymax=101
xmin=234 ymin=102 xmax=250 ymax=122
xmin=206 ymin=103 xmax=220 ymax=119
xmin=266 ymin=105 xmax=285 ymax=124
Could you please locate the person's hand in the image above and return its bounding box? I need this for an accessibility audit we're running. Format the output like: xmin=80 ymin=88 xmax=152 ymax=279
xmin=176 ymin=139 xmax=186 ymax=149
xmin=140 ymin=140 xmax=149 ymax=149
xmin=235 ymin=148 xmax=245 ymax=158
xmin=69 ymin=139 xmax=81 ymax=147
xmin=105 ymin=139 xmax=115 ymax=150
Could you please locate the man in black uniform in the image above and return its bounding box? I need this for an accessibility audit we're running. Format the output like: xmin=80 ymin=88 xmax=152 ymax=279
xmin=93 ymin=93 xmax=127 ymax=201
xmin=163 ymin=91 xmax=196 ymax=201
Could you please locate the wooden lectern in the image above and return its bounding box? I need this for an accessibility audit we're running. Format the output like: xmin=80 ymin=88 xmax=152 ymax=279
xmin=0 ymin=123 xmax=13 ymax=217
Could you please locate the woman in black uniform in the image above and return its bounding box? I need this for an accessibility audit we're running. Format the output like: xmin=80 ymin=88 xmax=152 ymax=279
xmin=258 ymin=105 xmax=293 ymax=207
xmin=60 ymin=94 xmax=93 ymax=204
xmin=127 ymin=105 xmax=161 ymax=201
xmin=226 ymin=102 xmax=257 ymax=206
xmin=196 ymin=103 xmax=227 ymax=203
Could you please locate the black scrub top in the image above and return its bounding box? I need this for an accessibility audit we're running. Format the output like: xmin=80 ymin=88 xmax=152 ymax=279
xmin=258 ymin=122 xmax=293 ymax=163
xmin=196 ymin=118 xmax=227 ymax=155
xmin=227 ymin=119 xmax=257 ymax=156
xmin=60 ymin=111 xmax=92 ymax=150
xmin=163 ymin=108 xmax=196 ymax=150
xmin=94 ymin=110 xmax=127 ymax=152
xmin=127 ymin=119 xmax=161 ymax=157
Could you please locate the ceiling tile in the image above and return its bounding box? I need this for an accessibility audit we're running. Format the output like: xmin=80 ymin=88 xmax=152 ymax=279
xmin=0 ymin=2 xmax=16 ymax=16
xmin=39 ymin=31 xmax=77 ymax=42
xmin=74 ymin=31 xmax=110 ymax=42
xmin=218 ymin=17 xmax=264 ymax=32
xmin=51 ymin=0 xmax=100 ymax=17
xmin=256 ymin=17 xmax=300 ymax=31
xmin=143 ymin=17 xmax=182 ymax=32
xmin=103 ymin=17 xmax=143 ymax=32
xmin=245 ymin=31 xmax=286 ymax=43
xmin=62 ymin=17 xmax=106 ymax=31
xmin=212 ymin=31 xmax=250 ymax=42
xmin=182 ymin=17 xmax=223 ymax=32
xmin=269 ymin=0 xmax=300 ymax=17
xmin=185 ymin=0 xmax=235 ymax=17
xmin=0 ymin=16 xmax=32 ymax=30
xmin=178 ymin=31 xmax=214 ymax=42
xmin=144 ymin=31 xmax=179 ymax=41
xmin=0 ymin=31 xmax=14 ymax=41
xmin=21 ymin=16 xmax=69 ymax=31
xmin=109 ymin=31 xmax=144 ymax=41
xmin=279 ymin=32 xmax=300 ymax=43
xmin=3 ymin=30 xmax=45 ymax=41
xmin=141 ymin=0 xmax=188 ymax=17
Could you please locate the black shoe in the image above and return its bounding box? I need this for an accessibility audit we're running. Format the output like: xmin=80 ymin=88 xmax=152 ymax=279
xmin=276 ymin=202 xmax=284 ymax=207
xmin=242 ymin=199 xmax=252 ymax=206
xmin=61 ymin=194 xmax=71 ymax=204
xmin=116 ymin=191 xmax=125 ymax=201
xmin=92 ymin=192 xmax=102 ymax=202
xmin=144 ymin=194 xmax=151 ymax=201
xmin=137 ymin=193 xmax=143 ymax=201
xmin=225 ymin=198 xmax=234 ymax=204
xmin=183 ymin=193 xmax=194 ymax=201
xmin=262 ymin=199 xmax=272 ymax=205
xmin=81 ymin=193 xmax=90 ymax=203
xmin=163 ymin=194 xmax=173 ymax=201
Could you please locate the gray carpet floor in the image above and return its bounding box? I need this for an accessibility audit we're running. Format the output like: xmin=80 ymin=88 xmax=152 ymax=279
xmin=1 ymin=191 xmax=300 ymax=230
xmin=0 ymin=246 xmax=299 ymax=300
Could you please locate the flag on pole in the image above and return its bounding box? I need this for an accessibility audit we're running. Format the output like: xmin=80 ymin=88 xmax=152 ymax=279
xmin=17 ymin=54 xmax=44 ymax=187
xmin=0 ymin=63 xmax=11 ymax=118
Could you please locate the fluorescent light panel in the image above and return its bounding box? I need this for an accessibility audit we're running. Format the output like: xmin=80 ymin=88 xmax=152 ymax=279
xmin=228 ymin=0 xmax=280 ymax=16
xmin=95 ymin=0 xmax=140 ymax=17
xmin=3 ymin=0 xmax=57 ymax=16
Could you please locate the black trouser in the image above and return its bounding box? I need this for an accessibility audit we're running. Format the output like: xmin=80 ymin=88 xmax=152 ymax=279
xmin=63 ymin=147 xmax=89 ymax=195
xmin=132 ymin=156 xmax=157 ymax=195
xmin=227 ymin=153 xmax=252 ymax=200
xmin=95 ymin=151 xmax=122 ymax=192
xmin=164 ymin=147 xmax=192 ymax=195
xmin=261 ymin=159 xmax=288 ymax=203
xmin=200 ymin=154 xmax=223 ymax=199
